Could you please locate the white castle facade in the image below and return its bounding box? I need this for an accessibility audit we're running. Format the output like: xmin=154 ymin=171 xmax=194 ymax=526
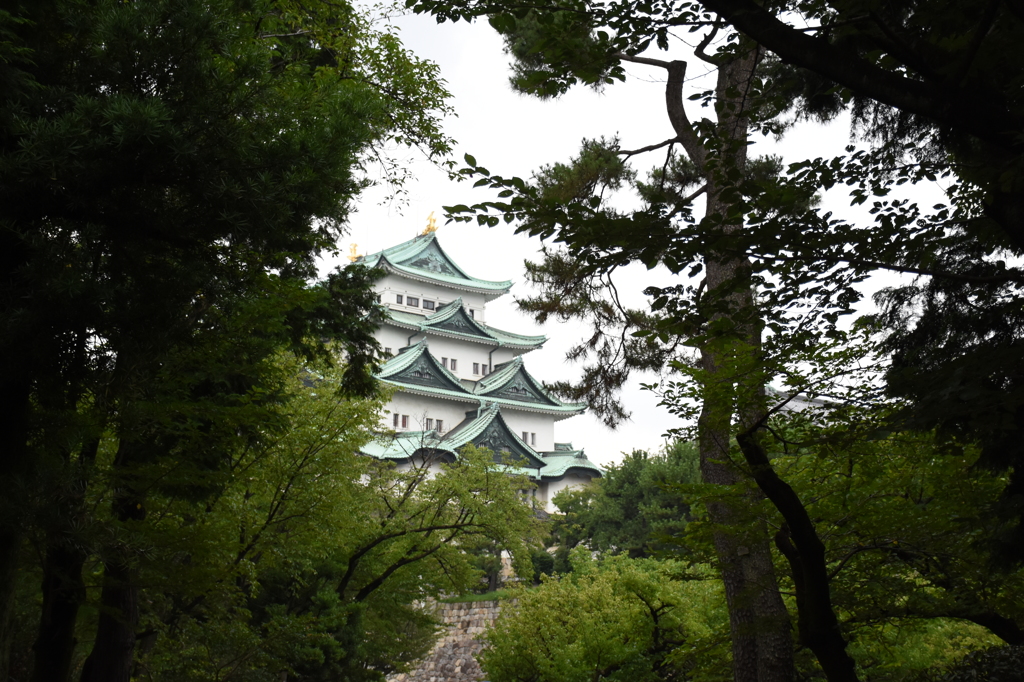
xmin=355 ymin=229 xmax=601 ymax=511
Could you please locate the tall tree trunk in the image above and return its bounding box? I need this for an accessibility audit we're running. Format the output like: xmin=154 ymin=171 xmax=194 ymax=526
xmin=0 ymin=370 xmax=33 ymax=678
xmin=79 ymin=557 xmax=139 ymax=682
xmin=697 ymin=385 xmax=759 ymax=681
xmin=692 ymin=42 xmax=795 ymax=682
xmin=80 ymin=438 xmax=145 ymax=682
xmin=698 ymin=286 xmax=793 ymax=682
xmin=32 ymin=437 xmax=101 ymax=682
xmin=32 ymin=543 xmax=88 ymax=682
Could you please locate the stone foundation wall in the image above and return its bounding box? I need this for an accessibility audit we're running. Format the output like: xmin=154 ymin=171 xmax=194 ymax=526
xmin=389 ymin=601 xmax=504 ymax=682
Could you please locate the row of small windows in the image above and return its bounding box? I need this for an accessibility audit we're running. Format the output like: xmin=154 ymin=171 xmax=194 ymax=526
xmin=393 ymin=293 xmax=476 ymax=318
xmin=380 ymin=347 xmax=491 ymax=378
xmin=395 ymin=294 xmax=437 ymax=311
xmin=391 ymin=412 xmax=531 ymax=444
xmin=393 ymin=413 xmax=445 ymax=432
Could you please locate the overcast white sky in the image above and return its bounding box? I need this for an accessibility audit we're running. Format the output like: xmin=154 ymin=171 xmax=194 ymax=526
xmin=319 ymin=9 xmax=935 ymax=466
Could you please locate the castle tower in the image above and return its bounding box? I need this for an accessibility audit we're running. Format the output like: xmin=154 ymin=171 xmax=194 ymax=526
xmin=354 ymin=230 xmax=601 ymax=510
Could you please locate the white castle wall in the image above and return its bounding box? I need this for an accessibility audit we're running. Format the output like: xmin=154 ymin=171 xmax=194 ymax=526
xmin=399 ymin=334 xmax=509 ymax=381
xmin=544 ymin=471 xmax=595 ymax=507
xmin=384 ymin=392 xmax=475 ymax=435
xmin=377 ymin=273 xmax=489 ymax=321
xmin=377 ymin=326 xmax=416 ymax=358
xmin=500 ymin=410 xmax=555 ymax=453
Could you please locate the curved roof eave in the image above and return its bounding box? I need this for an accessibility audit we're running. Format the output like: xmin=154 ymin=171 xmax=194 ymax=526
xmin=380 ymin=381 xmax=481 ymax=405
xmin=378 ymin=261 xmax=513 ymax=297
xmin=539 ymin=465 xmax=604 ymax=481
xmin=381 ymin=317 xmax=546 ymax=350
xmin=381 ymin=379 xmax=585 ymax=417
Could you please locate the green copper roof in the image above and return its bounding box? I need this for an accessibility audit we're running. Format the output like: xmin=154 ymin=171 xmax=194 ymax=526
xmin=359 ymin=407 xmax=603 ymax=480
xmin=377 ymin=340 xmax=472 ymax=396
xmin=362 ymin=403 xmax=600 ymax=478
xmin=375 ymin=344 xmax=584 ymax=418
xmin=475 ymin=357 xmax=587 ymax=413
xmin=359 ymin=431 xmax=446 ymax=461
xmin=359 ymin=233 xmax=512 ymax=295
xmin=385 ymin=301 xmax=546 ymax=350
xmin=442 ymin=402 xmax=547 ymax=469
xmin=534 ymin=452 xmax=603 ymax=480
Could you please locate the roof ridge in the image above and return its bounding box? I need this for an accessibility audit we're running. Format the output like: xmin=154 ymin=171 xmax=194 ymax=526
xmin=475 ymin=320 xmax=548 ymax=344
xmin=361 ymin=233 xmax=433 ymax=263
xmin=384 ymin=310 xmax=546 ymax=349
xmin=474 ymin=356 xmax=523 ymax=394
xmin=359 ymin=235 xmax=513 ymax=292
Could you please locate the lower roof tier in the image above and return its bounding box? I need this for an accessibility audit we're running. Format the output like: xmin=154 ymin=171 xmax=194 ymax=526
xmin=360 ymin=402 xmax=602 ymax=482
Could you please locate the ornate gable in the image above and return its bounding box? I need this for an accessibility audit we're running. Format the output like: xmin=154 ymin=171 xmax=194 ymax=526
xmin=470 ymin=411 xmax=546 ymax=468
xmin=491 ymin=374 xmax=552 ymax=404
xmin=381 ymin=343 xmax=469 ymax=394
xmin=429 ymin=304 xmax=493 ymax=338
xmin=477 ymin=360 xmax=559 ymax=406
xmin=396 ymin=239 xmax=462 ymax=278
xmin=391 ymin=356 xmax=464 ymax=392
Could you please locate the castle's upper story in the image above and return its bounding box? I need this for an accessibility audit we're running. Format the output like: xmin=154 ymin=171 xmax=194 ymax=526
xmin=359 ymin=231 xmax=511 ymax=313
xmin=357 ymin=232 xmax=549 ymax=377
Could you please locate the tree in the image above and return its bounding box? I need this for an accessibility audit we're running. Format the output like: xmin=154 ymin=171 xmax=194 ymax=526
xmin=408 ymin=0 xmax=1024 ymax=678
xmin=480 ymin=551 xmax=732 ymax=682
xmin=0 ymin=0 xmax=454 ymax=678
xmin=11 ymin=360 xmax=539 ymax=681
xmin=767 ymin=404 xmax=1024 ymax=652
xmin=690 ymin=0 xmax=1024 ymax=563
xmin=406 ymin=1 xmax=865 ymax=677
xmin=551 ymin=443 xmax=697 ymax=559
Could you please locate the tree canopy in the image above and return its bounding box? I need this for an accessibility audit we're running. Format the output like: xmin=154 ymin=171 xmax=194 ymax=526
xmin=404 ymin=0 xmax=1024 ymax=680
xmin=0 ymin=0 xmax=455 ymax=679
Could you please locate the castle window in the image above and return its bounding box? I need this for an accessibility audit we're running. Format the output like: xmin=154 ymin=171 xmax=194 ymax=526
xmin=531 ymin=433 xmax=536 ymax=446
xmin=450 ymin=359 xmax=457 ymax=371
xmin=407 ymin=296 xmax=419 ymax=307
xmin=441 ymin=357 xmax=448 ymax=368
xmin=401 ymin=415 xmax=409 ymax=429
xmin=436 ymin=419 xmax=444 ymax=432
xmin=393 ymin=413 xmax=399 ymax=427
xmin=395 ymin=294 xmax=403 ymax=304
xmin=425 ymin=418 xmax=434 ymax=430
xmin=473 ymin=362 xmax=479 ymax=375
xmin=522 ymin=431 xmax=529 ymax=442
xmin=423 ymin=300 xmax=435 ymax=310
xmin=469 ymin=309 xmax=475 ymax=318
xmin=384 ymin=347 xmax=392 ymax=357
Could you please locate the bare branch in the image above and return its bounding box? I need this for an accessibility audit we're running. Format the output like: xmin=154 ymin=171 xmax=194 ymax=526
xmin=617 ymin=136 xmax=681 ymax=158
xmin=694 ymin=25 xmax=723 ymax=65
